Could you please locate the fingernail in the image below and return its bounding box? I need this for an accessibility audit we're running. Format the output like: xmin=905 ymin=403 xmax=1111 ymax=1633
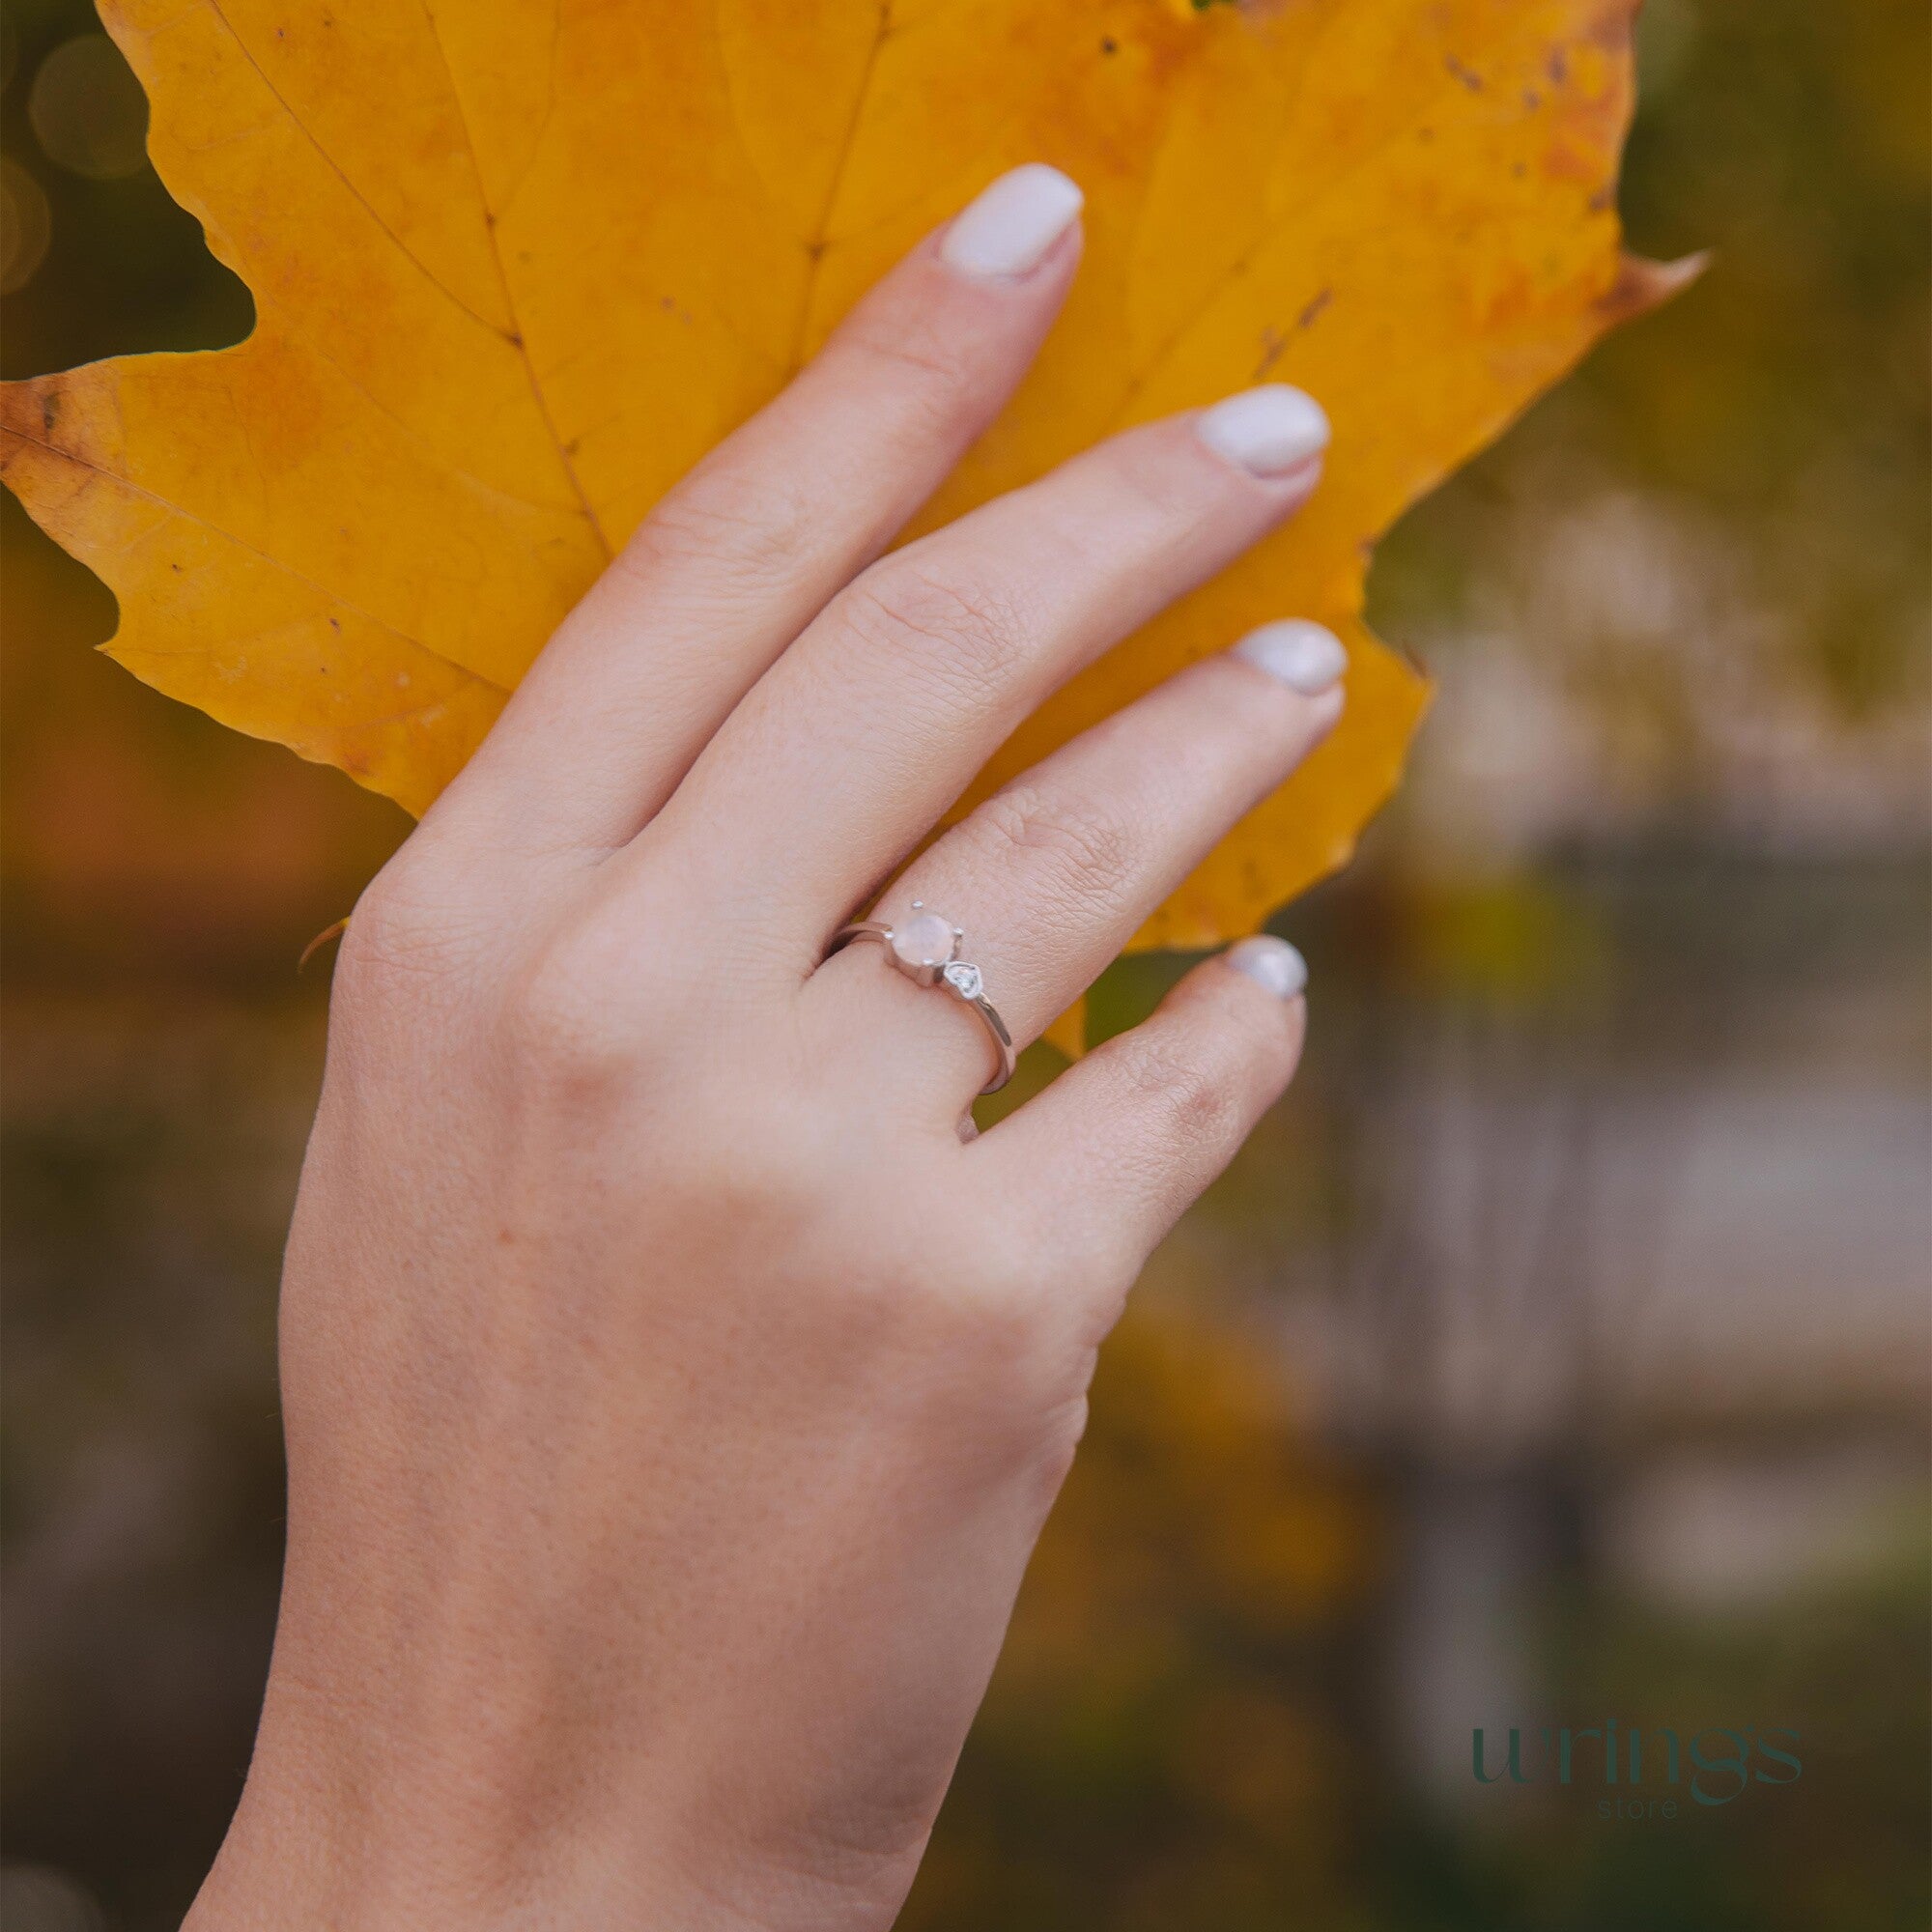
xmin=1196 ymin=384 xmax=1330 ymax=477
xmin=1232 ymin=619 xmax=1349 ymax=696
xmin=1224 ymin=936 xmax=1308 ymax=1000
xmin=940 ymin=164 xmax=1084 ymax=280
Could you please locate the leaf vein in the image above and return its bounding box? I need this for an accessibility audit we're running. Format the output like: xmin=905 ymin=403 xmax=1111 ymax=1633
xmin=1111 ymin=8 xmax=1577 ymax=428
xmin=416 ymin=0 xmax=611 ymax=557
xmin=1 ymin=424 xmax=512 ymax=696
xmin=198 ymin=0 xmax=510 ymax=342
xmin=785 ymin=0 xmax=893 ymax=374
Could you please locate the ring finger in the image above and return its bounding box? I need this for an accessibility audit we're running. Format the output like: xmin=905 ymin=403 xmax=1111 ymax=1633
xmin=804 ymin=618 xmax=1350 ymax=1113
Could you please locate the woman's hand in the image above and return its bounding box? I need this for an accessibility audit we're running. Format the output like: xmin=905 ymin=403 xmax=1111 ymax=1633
xmin=191 ymin=164 xmax=1345 ymax=1930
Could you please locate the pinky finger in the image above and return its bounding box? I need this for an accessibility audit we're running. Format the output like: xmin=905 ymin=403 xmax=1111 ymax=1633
xmin=978 ymin=937 xmax=1309 ymax=1315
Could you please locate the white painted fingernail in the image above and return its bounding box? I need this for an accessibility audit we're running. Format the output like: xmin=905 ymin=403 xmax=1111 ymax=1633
xmin=1196 ymin=385 xmax=1330 ymax=476
xmin=940 ymin=164 xmax=1084 ymax=280
xmin=1225 ymin=936 xmax=1308 ymax=1000
xmin=1232 ymin=619 xmax=1349 ymax=696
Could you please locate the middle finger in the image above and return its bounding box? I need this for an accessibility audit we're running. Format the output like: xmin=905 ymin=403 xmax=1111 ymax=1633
xmin=650 ymin=384 xmax=1330 ymax=946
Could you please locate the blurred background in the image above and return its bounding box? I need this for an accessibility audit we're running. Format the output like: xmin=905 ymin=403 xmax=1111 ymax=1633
xmin=2 ymin=0 xmax=1926 ymax=1925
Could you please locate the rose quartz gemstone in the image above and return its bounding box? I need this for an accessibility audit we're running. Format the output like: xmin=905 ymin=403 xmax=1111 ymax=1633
xmin=891 ymin=910 xmax=955 ymax=971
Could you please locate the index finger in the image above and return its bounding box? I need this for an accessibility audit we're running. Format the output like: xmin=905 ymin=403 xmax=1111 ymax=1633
xmin=438 ymin=165 xmax=1087 ymax=860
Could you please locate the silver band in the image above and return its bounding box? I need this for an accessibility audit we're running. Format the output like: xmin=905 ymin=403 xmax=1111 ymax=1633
xmin=827 ymin=902 xmax=1017 ymax=1095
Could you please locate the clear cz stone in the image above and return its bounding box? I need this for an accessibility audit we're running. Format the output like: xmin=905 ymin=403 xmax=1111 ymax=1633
xmin=891 ymin=910 xmax=956 ymax=970
xmin=942 ymin=961 xmax=983 ymax=1000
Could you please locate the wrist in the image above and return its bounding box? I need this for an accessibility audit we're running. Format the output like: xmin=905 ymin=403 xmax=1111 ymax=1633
xmin=186 ymin=1662 xmax=917 ymax=1932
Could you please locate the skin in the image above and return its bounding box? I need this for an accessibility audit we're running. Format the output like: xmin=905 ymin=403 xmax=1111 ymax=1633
xmin=188 ymin=183 xmax=1340 ymax=1928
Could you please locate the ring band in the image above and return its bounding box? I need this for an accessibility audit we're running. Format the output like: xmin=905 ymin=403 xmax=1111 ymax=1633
xmin=827 ymin=902 xmax=1017 ymax=1095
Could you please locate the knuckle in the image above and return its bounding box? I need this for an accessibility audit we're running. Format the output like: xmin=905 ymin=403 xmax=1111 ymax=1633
xmin=972 ymin=781 xmax=1138 ymax=914
xmin=962 ymin=1242 xmax=1058 ymax=1348
xmin=965 ymin=1239 xmax=1086 ymax=1371
xmin=626 ymin=471 xmax=815 ymax=592
xmin=842 ymin=559 xmax=1036 ymax=702
xmin=333 ymin=884 xmax=416 ymax=984
xmin=335 ymin=855 xmax=475 ymax=993
xmin=659 ymin=1118 xmax=843 ymax=1261
xmin=1114 ymin=1030 xmax=1243 ymax=1148
xmin=1210 ymin=974 xmax=1304 ymax=1092
xmin=893 ymin=1241 xmax=1096 ymax=1463
xmin=499 ymin=920 xmax=645 ymax=1092
xmin=1104 ymin=428 xmax=1215 ymax=530
xmin=886 ymin=1217 xmax=1057 ymax=1364
xmin=840 ymin=315 xmax=979 ymax=418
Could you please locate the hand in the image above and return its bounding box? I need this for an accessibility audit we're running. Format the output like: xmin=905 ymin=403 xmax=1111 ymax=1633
xmin=190 ymin=163 xmax=1345 ymax=1930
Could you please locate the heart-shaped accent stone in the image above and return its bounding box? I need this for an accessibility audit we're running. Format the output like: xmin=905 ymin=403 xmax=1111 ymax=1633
xmin=942 ymin=961 xmax=983 ymax=1000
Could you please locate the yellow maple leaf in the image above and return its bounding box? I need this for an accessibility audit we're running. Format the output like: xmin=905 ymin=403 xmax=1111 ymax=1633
xmin=2 ymin=0 xmax=1680 ymax=1052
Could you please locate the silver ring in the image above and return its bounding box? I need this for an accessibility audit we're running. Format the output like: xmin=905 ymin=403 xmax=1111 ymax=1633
xmin=826 ymin=901 xmax=1017 ymax=1095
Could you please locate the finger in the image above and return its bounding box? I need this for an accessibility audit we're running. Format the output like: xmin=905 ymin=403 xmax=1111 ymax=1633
xmin=805 ymin=623 xmax=1347 ymax=1106
xmin=657 ymin=383 xmax=1331 ymax=934
xmin=980 ymin=940 xmax=1309 ymax=1298
xmin=436 ymin=164 xmax=1086 ymax=858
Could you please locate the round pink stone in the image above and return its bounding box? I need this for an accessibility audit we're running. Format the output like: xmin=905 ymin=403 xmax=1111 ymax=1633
xmin=891 ymin=910 xmax=955 ymax=971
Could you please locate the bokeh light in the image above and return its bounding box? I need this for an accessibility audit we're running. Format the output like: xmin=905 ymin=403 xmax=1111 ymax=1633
xmin=28 ymin=34 xmax=148 ymax=182
xmin=0 ymin=156 xmax=51 ymax=295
